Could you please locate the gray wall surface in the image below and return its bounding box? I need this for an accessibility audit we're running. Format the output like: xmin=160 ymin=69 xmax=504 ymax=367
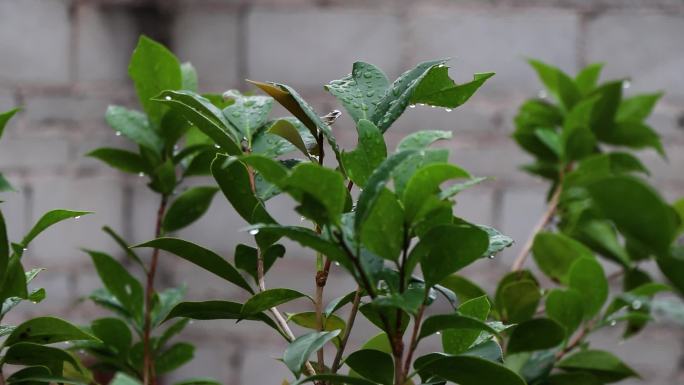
xmin=1 ymin=0 xmax=683 ymax=384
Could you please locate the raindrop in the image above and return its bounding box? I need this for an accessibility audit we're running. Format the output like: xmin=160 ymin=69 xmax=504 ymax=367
xmin=431 ymin=105 xmax=437 ymax=109
xmin=115 ymin=131 xmax=122 ymax=136
xmin=622 ymin=80 xmax=631 ymax=89
xmin=138 ymin=172 xmax=145 ymax=177
xmin=334 ymin=262 xmax=340 ymax=266
xmin=22 ymin=247 xmax=27 ymax=252
xmin=632 ymin=300 xmax=642 ymax=310
xmin=214 ymin=144 xmax=220 ymax=149
xmin=445 ymin=108 xmax=453 ymax=112
xmin=164 ymin=96 xmax=172 ymax=101
xmin=409 ymin=104 xmax=416 ymax=109
xmin=248 ymin=229 xmax=260 ymax=235
xmin=538 ymin=89 xmax=548 ymax=99
xmin=300 ymin=216 xmax=306 ymax=222
xmin=74 ymin=216 xmax=81 ymax=220
xmin=363 ymin=72 xmax=373 ymax=79
xmin=487 ymin=255 xmax=495 ymax=259
xmin=609 ymin=320 xmax=617 ymax=327
xmin=438 ymin=64 xmax=445 ymax=68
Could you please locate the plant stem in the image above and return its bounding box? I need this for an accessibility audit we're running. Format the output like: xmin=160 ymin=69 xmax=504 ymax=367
xmin=402 ymin=304 xmax=426 ymax=381
xmin=331 ymin=287 xmax=362 ymax=372
xmin=510 ymin=182 xmax=563 ymax=272
xmin=142 ymin=194 xmax=168 ymax=385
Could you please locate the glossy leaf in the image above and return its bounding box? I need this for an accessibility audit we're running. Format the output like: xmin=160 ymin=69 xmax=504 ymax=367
xmin=557 ymin=350 xmax=638 ymax=382
xmin=423 ymin=355 xmax=526 ymax=385
xmin=87 ymin=148 xmax=148 ymax=174
xmin=532 ymin=232 xmax=594 ymax=284
xmin=568 ymin=257 xmax=608 ymax=318
xmin=498 ymin=279 xmax=541 ymax=324
xmin=283 ymin=163 xmax=347 ymax=224
xmin=91 ymin=317 xmax=131 ymax=357
xmin=507 ymin=318 xmax=565 ymax=353
xmin=21 ymin=210 xmax=91 ymax=250
xmin=411 ymin=68 xmax=494 ymax=108
xmin=341 ymin=119 xmax=387 ymax=187
xmin=241 ymin=288 xmax=310 ymax=316
xmin=128 ymin=36 xmax=182 ymax=127
xmin=267 ymin=119 xmax=310 ymax=157
xmin=397 ymin=130 xmax=452 ymax=151
xmin=545 ymin=288 xmax=584 ymax=335
xmin=325 ymin=62 xmax=390 ymax=123
xmin=156 ymin=342 xmax=195 ymax=374
xmin=86 ymin=250 xmax=144 ymax=322
xmin=0 ymin=108 xmax=20 ymax=139
xmin=164 ymin=300 xmax=281 ymax=333
xmin=528 ymin=59 xmax=580 ymax=109
xmin=419 ymin=313 xmax=498 ymax=340
xmin=135 ymin=237 xmax=253 ymax=293
xmin=5 ymin=316 xmax=98 ymax=346
xmin=105 ymin=105 xmax=162 ymax=152
xmin=442 ymin=295 xmax=491 ymax=354
xmin=222 ymin=90 xmax=273 ymax=143
xmin=345 ymin=349 xmax=393 ymax=385
xmin=403 ymin=163 xmax=470 ymax=223
xmin=283 ymin=330 xmax=340 ymax=377
xmin=575 ymin=63 xmax=603 ymax=94
xmin=163 ymin=186 xmax=219 ymax=232
xmin=292 ymin=374 xmax=376 ymax=385
xmin=616 ymin=92 xmax=662 ymax=122
xmin=4 ymin=342 xmax=81 ymax=376
xmin=360 ymin=188 xmax=403 ymax=261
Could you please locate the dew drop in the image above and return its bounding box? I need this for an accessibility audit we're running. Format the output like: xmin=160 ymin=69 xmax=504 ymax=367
xmin=300 ymin=216 xmax=306 ymax=222
xmin=632 ymin=300 xmax=642 ymax=310
xmin=409 ymin=104 xmax=416 ymax=109
xmin=74 ymin=216 xmax=81 ymax=220
xmin=538 ymin=89 xmax=548 ymax=99
xmin=164 ymin=96 xmax=172 ymax=101
xmin=115 ymin=131 xmax=122 ymax=136
xmin=334 ymin=262 xmax=340 ymax=266
xmin=22 ymin=247 xmax=27 ymax=252
xmin=436 ymin=331 xmax=441 ymax=335
xmin=214 ymin=144 xmax=220 ymax=149
xmin=487 ymin=255 xmax=495 ymax=259
xmin=445 ymin=108 xmax=453 ymax=112
xmin=609 ymin=320 xmax=617 ymax=327
xmin=622 ymin=80 xmax=631 ymax=89
xmin=248 ymin=229 xmax=260 ymax=235
xmin=138 ymin=172 xmax=145 ymax=177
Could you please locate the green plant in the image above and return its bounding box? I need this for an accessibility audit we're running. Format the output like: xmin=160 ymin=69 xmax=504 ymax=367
xmin=499 ymin=59 xmax=684 ymax=384
xmin=79 ymin=37 xmax=222 ymax=385
xmin=0 ymin=108 xmax=98 ymax=384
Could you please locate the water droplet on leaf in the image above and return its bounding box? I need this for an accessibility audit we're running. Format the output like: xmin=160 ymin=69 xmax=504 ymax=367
xmin=538 ymin=90 xmax=548 ymax=99
xmin=164 ymin=96 xmax=172 ymax=101
xmin=249 ymin=229 xmax=260 ymax=235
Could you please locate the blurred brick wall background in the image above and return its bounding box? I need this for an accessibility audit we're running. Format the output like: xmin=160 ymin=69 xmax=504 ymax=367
xmin=1 ymin=0 xmax=684 ymax=384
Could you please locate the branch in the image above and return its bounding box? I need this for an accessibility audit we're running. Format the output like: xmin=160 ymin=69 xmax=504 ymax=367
xmin=331 ymin=287 xmax=363 ymax=372
xmin=402 ymin=304 xmax=426 ymax=381
xmin=511 ymin=182 xmax=562 ymax=271
xmin=142 ymin=194 xmax=168 ymax=385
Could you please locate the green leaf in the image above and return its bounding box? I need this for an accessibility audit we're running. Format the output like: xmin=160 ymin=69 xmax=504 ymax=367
xmin=109 ymin=373 xmax=142 ymax=385
xmin=222 ymin=90 xmax=273 ymax=143
xmin=545 ymin=288 xmax=584 ymax=335
xmin=403 ymin=163 xmax=470 ymax=223
xmin=7 ymin=367 xmax=87 ymax=385
xmin=283 ymin=163 xmax=347 ymax=224
xmin=371 ymin=59 xmax=445 ymax=132
xmin=288 ymin=312 xmax=345 ymax=333
xmin=360 ymin=188 xmax=403 ymax=261
xmin=91 ymin=317 xmax=131 ymax=357
xmin=157 ymin=318 xmax=190 ymax=349
xmin=499 ymin=279 xmax=541 ymax=324
xmin=513 ymin=100 xmax=563 ymax=161
xmin=235 ymin=243 xmax=282 ymax=283
xmin=164 ymin=300 xmax=281 ymax=334
xmin=267 ymin=119 xmax=310 ymax=157
xmin=87 ymin=148 xmax=149 ymax=174
xmin=0 ymin=211 xmax=8 ymax=284
xmin=411 ymin=68 xmax=494 ymax=108
xmin=341 ymin=119 xmax=387 ymax=187
xmin=419 ymin=313 xmax=498 ymax=340
xmin=0 ymin=173 xmax=15 ymax=192
xmin=617 ymin=92 xmax=662 ymax=122
xmin=149 ymin=158 xmax=177 ymax=195
xmin=154 ymin=90 xmax=241 ymax=155
xmin=163 ymin=186 xmax=219 ymax=232
xmin=325 ymin=62 xmax=390 ymax=122
xmin=546 ymin=372 xmax=603 ymax=385
xmin=102 ymin=226 xmax=146 ymax=272
xmin=105 ymin=106 xmax=162 ymax=152
xmin=423 ymin=355 xmax=526 ymax=385
xmin=21 ymin=210 xmax=91 ymax=250
xmin=442 ymin=295 xmax=491 ymax=354
xmin=181 ymin=62 xmax=198 ymax=92
xmin=561 ymin=97 xmax=598 ymax=161
xmin=283 ymin=330 xmax=340 ymax=377
xmin=345 ymin=349 xmax=393 ymax=385
xmin=324 ymin=291 xmax=359 ymax=318
xmin=568 ymin=257 xmax=608 ymax=318
xmin=575 ymin=63 xmax=603 ymax=94
xmin=528 ymin=59 xmax=580 ymax=109
xmin=397 ymin=130 xmax=452 ymax=151
xmin=128 ymin=36 xmax=182 ymax=127
xmin=0 ymin=108 xmax=20 ymax=140
xmin=587 ymin=175 xmax=677 ymax=255
xmin=4 ymin=342 xmax=81 ymax=376
xmin=479 ymin=224 xmax=513 ymax=257
xmin=602 ymin=121 xmax=664 ymax=155
xmin=589 ymin=81 xmax=622 ymax=140
xmin=248 ymin=225 xmax=351 ymax=272
xmin=156 ymin=342 xmax=195 ymax=374
xmin=134 ymin=237 xmax=253 ymax=294
xmin=507 ymin=318 xmax=565 ymax=354
xmin=532 ymin=232 xmax=594 ymax=284
xmin=656 ymin=246 xmax=684 ymax=295
xmin=5 ymin=317 xmax=97 ymax=346
xmin=86 ymin=250 xmax=144 ymax=322
xmin=438 ymin=275 xmax=487 ymax=303
xmin=292 ymin=374 xmax=376 ymax=385
xmin=354 ymin=150 xmax=417 ymax=233
xmin=173 ymin=378 xmax=221 ymax=385
xmin=557 ymin=350 xmax=638 ymax=382
xmin=0 ymin=258 xmax=27 ymax=304
xmin=416 ymin=223 xmax=489 ymax=287
xmin=241 ymin=288 xmax=310 ymax=316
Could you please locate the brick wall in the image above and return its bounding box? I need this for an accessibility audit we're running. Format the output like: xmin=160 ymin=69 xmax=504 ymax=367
xmin=1 ymin=0 xmax=683 ymax=384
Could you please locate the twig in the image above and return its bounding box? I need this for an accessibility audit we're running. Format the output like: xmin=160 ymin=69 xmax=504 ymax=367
xmin=402 ymin=304 xmax=426 ymax=382
xmin=142 ymin=194 xmax=168 ymax=385
xmin=511 ymin=183 xmax=563 ymax=271
xmin=331 ymin=287 xmax=363 ymax=372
